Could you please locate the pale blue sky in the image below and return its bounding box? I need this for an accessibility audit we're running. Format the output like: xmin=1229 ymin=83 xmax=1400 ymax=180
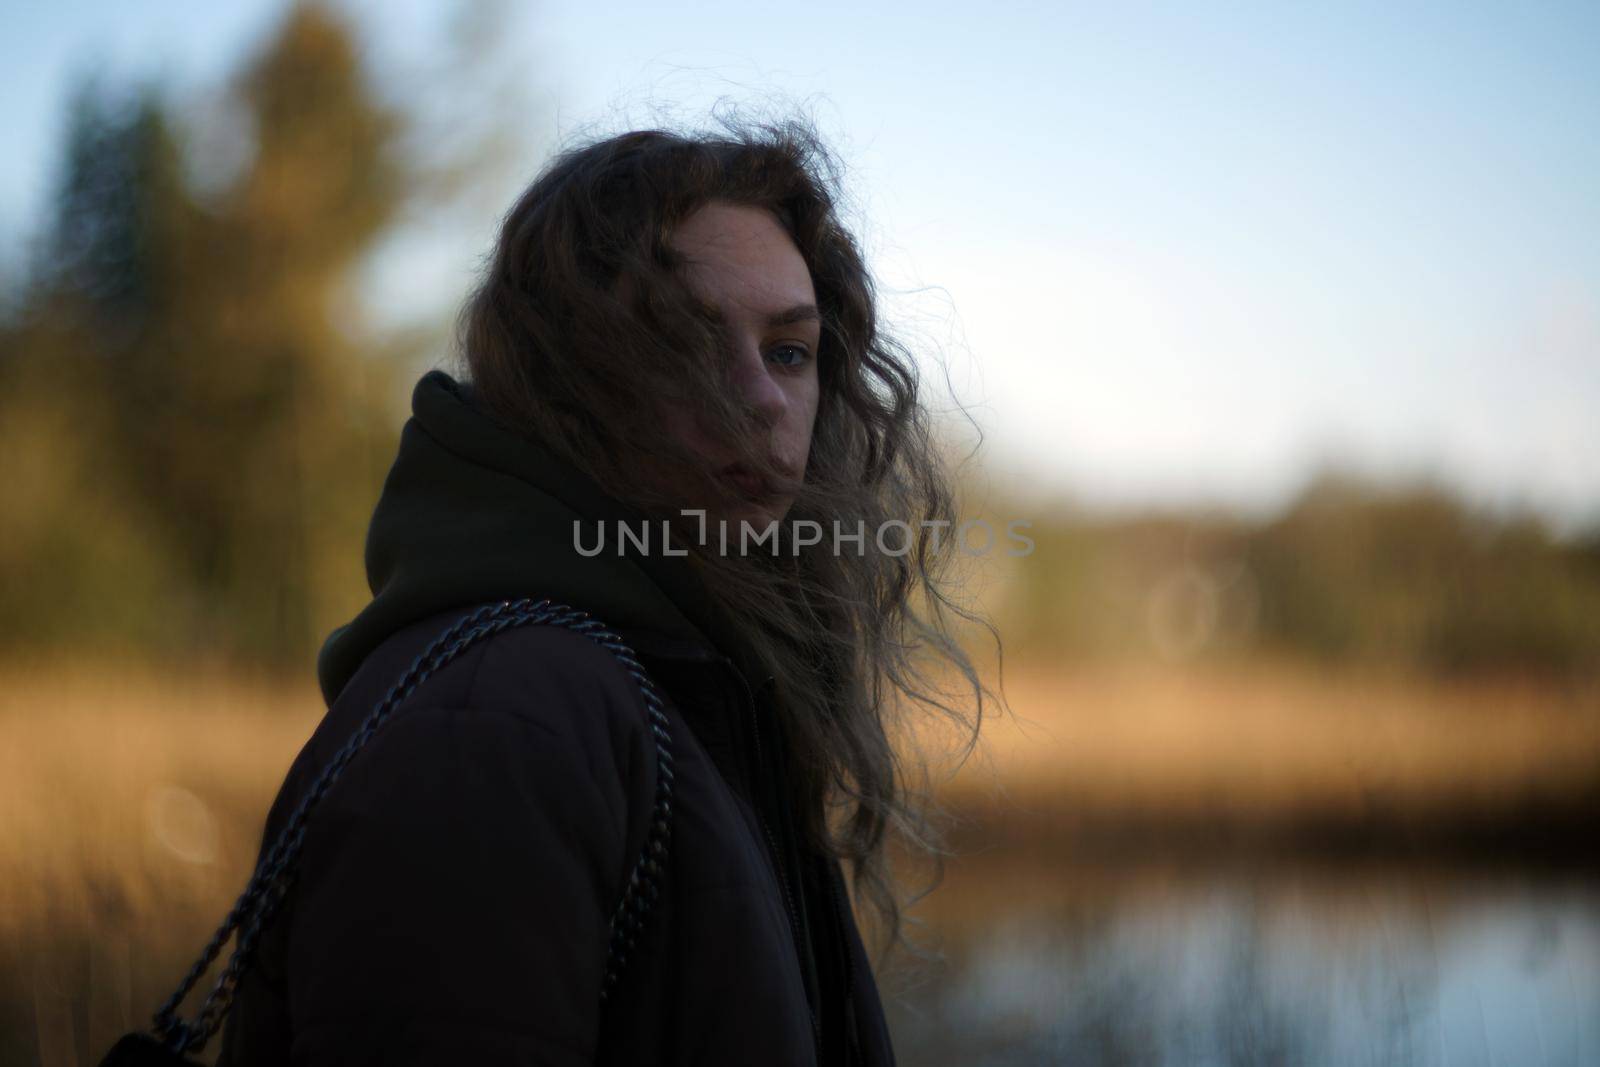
xmin=4 ymin=1 xmax=1597 ymax=529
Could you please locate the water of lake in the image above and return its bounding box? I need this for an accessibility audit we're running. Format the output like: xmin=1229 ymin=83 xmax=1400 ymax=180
xmin=883 ymin=862 xmax=1600 ymax=1066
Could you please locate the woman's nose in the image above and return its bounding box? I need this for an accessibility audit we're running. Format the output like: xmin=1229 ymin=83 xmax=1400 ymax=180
xmin=727 ymin=340 xmax=787 ymax=428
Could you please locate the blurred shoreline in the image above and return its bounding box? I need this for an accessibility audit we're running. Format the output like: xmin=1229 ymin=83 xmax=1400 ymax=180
xmin=918 ymin=657 xmax=1600 ymax=878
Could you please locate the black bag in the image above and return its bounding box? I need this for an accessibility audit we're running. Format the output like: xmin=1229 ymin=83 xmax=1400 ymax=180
xmin=97 ymin=598 xmax=677 ymax=1065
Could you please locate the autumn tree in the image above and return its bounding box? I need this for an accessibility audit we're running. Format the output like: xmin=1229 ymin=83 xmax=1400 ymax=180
xmin=1 ymin=2 xmax=413 ymax=666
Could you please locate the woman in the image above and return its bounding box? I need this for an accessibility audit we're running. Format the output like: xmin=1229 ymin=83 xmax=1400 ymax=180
xmin=214 ymin=119 xmax=992 ymax=1066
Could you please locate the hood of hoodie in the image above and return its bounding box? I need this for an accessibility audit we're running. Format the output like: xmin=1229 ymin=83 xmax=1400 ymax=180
xmin=315 ymin=369 xmax=767 ymax=707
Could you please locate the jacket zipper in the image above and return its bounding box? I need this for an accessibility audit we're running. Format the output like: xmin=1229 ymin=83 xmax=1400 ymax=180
xmin=722 ymin=657 xmax=824 ymax=1060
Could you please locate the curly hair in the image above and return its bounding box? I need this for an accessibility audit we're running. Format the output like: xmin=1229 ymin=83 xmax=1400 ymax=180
xmin=451 ymin=113 xmax=999 ymax=969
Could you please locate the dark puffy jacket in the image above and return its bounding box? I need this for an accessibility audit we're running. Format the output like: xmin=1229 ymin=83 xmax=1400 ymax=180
xmin=214 ymin=370 xmax=896 ymax=1065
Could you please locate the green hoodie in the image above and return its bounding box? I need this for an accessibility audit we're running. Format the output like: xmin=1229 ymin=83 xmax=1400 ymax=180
xmin=315 ymin=369 xmax=768 ymax=708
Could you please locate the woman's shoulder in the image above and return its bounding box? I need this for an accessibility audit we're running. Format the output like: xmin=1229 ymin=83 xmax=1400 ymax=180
xmin=333 ymin=603 xmax=655 ymax=745
xmin=265 ymin=604 xmax=659 ymax=840
xmin=230 ymin=609 xmax=667 ymax=1063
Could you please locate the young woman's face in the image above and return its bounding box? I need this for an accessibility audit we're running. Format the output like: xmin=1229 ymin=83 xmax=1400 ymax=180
xmin=658 ymin=200 xmax=822 ymax=531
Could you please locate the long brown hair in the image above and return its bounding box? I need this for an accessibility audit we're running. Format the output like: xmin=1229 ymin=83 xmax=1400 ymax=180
xmin=453 ymin=115 xmax=1000 ymax=969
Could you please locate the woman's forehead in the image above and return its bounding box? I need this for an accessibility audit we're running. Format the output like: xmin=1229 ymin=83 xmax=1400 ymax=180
xmin=672 ymin=204 xmax=816 ymax=322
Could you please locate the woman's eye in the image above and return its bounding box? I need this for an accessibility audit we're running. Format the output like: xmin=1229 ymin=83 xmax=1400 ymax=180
xmin=768 ymin=344 xmax=811 ymax=368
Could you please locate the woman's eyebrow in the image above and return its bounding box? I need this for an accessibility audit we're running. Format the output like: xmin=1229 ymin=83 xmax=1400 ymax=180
xmin=766 ymin=304 xmax=820 ymax=328
xmin=691 ymin=298 xmax=820 ymax=328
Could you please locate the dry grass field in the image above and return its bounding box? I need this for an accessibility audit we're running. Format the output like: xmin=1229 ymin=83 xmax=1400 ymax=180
xmin=938 ymin=659 xmax=1600 ymax=815
xmin=2 ymin=655 xmax=1597 ymax=1062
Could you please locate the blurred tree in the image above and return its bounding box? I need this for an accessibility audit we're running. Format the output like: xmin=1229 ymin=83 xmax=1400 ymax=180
xmin=0 ymin=2 xmax=410 ymax=667
xmin=0 ymin=82 xmax=191 ymax=656
xmin=1245 ymin=468 xmax=1600 ymax=677
xmin=148 ymin=0 xmax=409 ymax=663
xmin=976 ymin=466 xmax=1600 ymax=679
